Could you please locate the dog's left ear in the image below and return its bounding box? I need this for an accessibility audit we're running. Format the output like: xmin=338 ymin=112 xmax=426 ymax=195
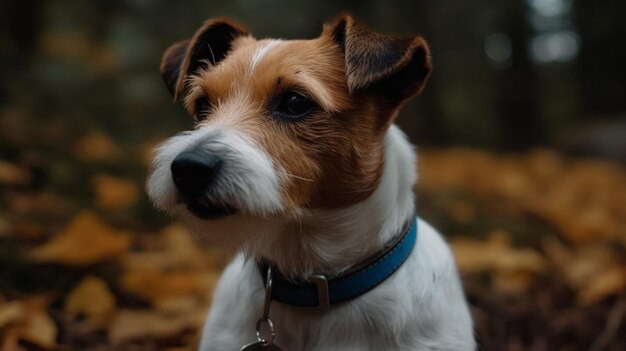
xmin=326 ymin=15 xmax=432 ymax=104
xmin=160 ymin=18 xmax=249 ymax=100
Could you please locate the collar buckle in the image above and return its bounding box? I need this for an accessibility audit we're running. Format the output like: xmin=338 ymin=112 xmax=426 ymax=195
xmin=309 ymin=274 xmax=330 ymax=310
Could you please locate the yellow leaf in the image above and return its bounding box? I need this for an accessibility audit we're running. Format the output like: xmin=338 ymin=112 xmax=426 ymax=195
xmin=17 ymin=310 xmax=57 ymax=349
xmin=108 ymin=309 xmax=206 ymax=344
xmin=154 ymin=296 xmax=204 ymax=314
xmin=0 ymin=217 xmax=11 ymax=237
xmin=8 ymin=192 xmax=72 ymax=218
xmin=543 ymin=240 xmax=626 ymax=303
xmin=65 ymin=276 xmax=116 ymax=327
xmin=493 ymin=271 xmax=535 ymax=295
xmin=120 ymin=269 xmax=217 ymax=303
xmin=0 ymin=159 xmax=30 ymax=185
xmin=451 ymin=231 xmax=547 ymax=274
xmin=30 ymin=210 xmax=131 ymax=266
xmin=446 ymin=200 xmax=476 ymax=223
xmin=0 ymin=297 xmax=57 ymax=349
xmin=0 ymin=301 xmax=24 ymax=328
xmin=538 ymin=205 xmax=614 ymax=243
xmin=39 ymin=32 xmax=118 ymax=73
xmin=124 ymin=224 xmax=229 ymax=272
xmin=0 ymin=328 xmax=23 ymax=351
xmin=578 ymin=266 xmax=626 ymax=306
xmin=92 ymin=175 xmax=139 ymax=209
xmin=72 ymin=131 xmax=118 ymax=161
xmin=11 ymin=223 xmax=47 ymax=240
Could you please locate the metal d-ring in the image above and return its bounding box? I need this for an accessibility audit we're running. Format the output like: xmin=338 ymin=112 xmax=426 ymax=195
xmin=262 ymin=266 xmax=273 ymax=320
xmin=253 ymin=266 xmax=276 ymax=345
xmin=255 ymin=316 xmax=276 ymax=345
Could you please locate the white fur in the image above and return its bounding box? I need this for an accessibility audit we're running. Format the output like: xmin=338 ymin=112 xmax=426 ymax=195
xmin=250 ymin=40 xmax=283 ymax=71
xmin=197 ymin=125 xmax=475 ymax=350
xmin=146 ymin=125 xmax=283 ymax=219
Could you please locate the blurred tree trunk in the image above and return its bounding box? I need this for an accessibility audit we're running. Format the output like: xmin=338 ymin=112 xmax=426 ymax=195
xmin=410 ymin=0 xmax=448 ymax=146
xmin=0 ymin=0 xmax=43 ymax=103
xmin=574 ymin=0 xmax=626 ymax=118
xmin=494 ymin=1 xmax=543 ymax=150
xmin=0 ymin=0 xmax=43 ymax=53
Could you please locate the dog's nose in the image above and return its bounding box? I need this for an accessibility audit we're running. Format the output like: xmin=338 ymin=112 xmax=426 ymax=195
xmin=171 ymin=150 xmax=222 ymax=195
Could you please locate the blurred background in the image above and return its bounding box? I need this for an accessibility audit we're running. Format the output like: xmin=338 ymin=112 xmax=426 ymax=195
xmin=0 ymin=0 xmax=625 ymax=350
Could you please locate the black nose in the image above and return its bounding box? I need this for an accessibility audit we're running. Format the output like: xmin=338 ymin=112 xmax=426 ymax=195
xmin=171 ymin=150 xmax=222 ymax=196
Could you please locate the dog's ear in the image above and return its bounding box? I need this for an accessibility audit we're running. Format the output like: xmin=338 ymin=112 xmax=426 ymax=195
xmin=160 ymin=18 xmax=249 ymax=100
xmin=160 ymin=39 xmax=190 ymax=98
xmin=326 ymin=15 xmax=432 ymax=103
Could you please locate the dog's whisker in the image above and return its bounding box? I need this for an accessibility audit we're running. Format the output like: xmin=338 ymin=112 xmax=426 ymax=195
xmin=281 ymin=171 xmax=314 ymax=182
xmin=207 ymin=43 xmax=217 ymax=65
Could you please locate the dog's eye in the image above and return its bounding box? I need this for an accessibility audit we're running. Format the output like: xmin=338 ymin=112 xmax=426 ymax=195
xmin=194 ymin=98 xmax=212 ymax=120
xmin=273 ymin=91 xmax=316 ymax=120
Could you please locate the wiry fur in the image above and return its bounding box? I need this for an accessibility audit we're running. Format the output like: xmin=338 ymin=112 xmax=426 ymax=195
xmin=147 ymin=14 xmax=475 ymax=351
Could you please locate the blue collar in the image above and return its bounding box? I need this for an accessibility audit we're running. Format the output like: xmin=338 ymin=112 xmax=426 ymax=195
xmin=259 ymin=215 xmax=418 ymax=309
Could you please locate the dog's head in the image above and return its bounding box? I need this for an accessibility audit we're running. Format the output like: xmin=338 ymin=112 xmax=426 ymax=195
xmin=147 ymin=15 xmax=431 ymax=245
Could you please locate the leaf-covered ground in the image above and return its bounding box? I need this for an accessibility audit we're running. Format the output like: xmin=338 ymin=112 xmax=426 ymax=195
xmin=1 ymin=133 xmax=625 ymax=350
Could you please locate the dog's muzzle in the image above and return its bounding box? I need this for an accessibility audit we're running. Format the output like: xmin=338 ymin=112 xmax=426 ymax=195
xmin=170 ymin=148 xmax=235 ymax=219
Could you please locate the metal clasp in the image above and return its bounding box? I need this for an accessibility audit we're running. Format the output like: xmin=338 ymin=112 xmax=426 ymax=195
xmin=309 ymin=274 xmax=330 ymax=310
xmin=257 ymin=267 xmax=277 ymax=346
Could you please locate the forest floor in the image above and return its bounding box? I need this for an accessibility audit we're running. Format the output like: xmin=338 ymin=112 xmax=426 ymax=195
xmin=1 ymin=131 xmax=625 ymax=350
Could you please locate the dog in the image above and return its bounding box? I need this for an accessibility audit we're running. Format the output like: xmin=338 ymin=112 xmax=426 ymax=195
xmin=147 ymin=15 xmax=475 ymax=351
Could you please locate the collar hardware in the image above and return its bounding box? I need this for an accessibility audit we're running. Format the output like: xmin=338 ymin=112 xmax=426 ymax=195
xmin=308 ymin=275 xmax=330 ymax=310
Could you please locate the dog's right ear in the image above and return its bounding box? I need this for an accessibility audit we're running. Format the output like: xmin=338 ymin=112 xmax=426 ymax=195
xmin=325 ymin=15 xmax=432 ymax=106
xmin=160 ymin=18 xmax=249 ymax=100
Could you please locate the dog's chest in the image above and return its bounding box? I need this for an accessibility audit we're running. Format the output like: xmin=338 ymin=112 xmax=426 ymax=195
xmin=255 ymin=271 xmax=419 ymax=350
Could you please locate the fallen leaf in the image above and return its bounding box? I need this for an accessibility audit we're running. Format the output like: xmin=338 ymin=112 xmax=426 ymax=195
xmin=524 ymin=149 xmax=564 ymax=188
xmin=1 ymin=329 xmax=25 ymax=351
xmin=124 ymin=224 xmax=228 ymax=272
xmin=0 ymin=297 xmax=57 ymax=349
xmin=16 ymin=310 xmax=57 ymax=349
xmin=0 ymin=301 xmax=23 ymax=328
xmin=39 ymin=32 xmax=118 ymax=73
xmin=30 ymin=210 xmax=131 ymax=265
xmin=536 ymin=204 xmax=615 ymax=243
xmin=492 ymin=271 xmax=536 ymax=295
xmin=11 ymin=223 xmax=47 ymax=240
xmin=446 ymin=200 xmax=476 ymax=223
xmin=0 ymin=159 xmax=30 ymax=185
xmin=65 ymin=276 xmax=116 ymax=327
xmin=120 ymin=269 xmax=216 ymax=303
xmin=154 ymin=296 xmax=205 ymax=314
xmin=72 ymin=131 xmax=118 ymax=161
xmin=108 ymin=309 xmax=205 ymax=344
xmin=0 ymin=217 xmax=10 ymax=237
xmin=578 ymin=265 xmax=626 ymax=306
xmin=452 ymin=231 xmax=548 ymax=274
xmin=8 ymin=192 xmax=73 ymax=217
xmin=544 ymin=240 xmax=626 ymax=304
xmin=92 ymin=175 xmax=139 ymax=209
